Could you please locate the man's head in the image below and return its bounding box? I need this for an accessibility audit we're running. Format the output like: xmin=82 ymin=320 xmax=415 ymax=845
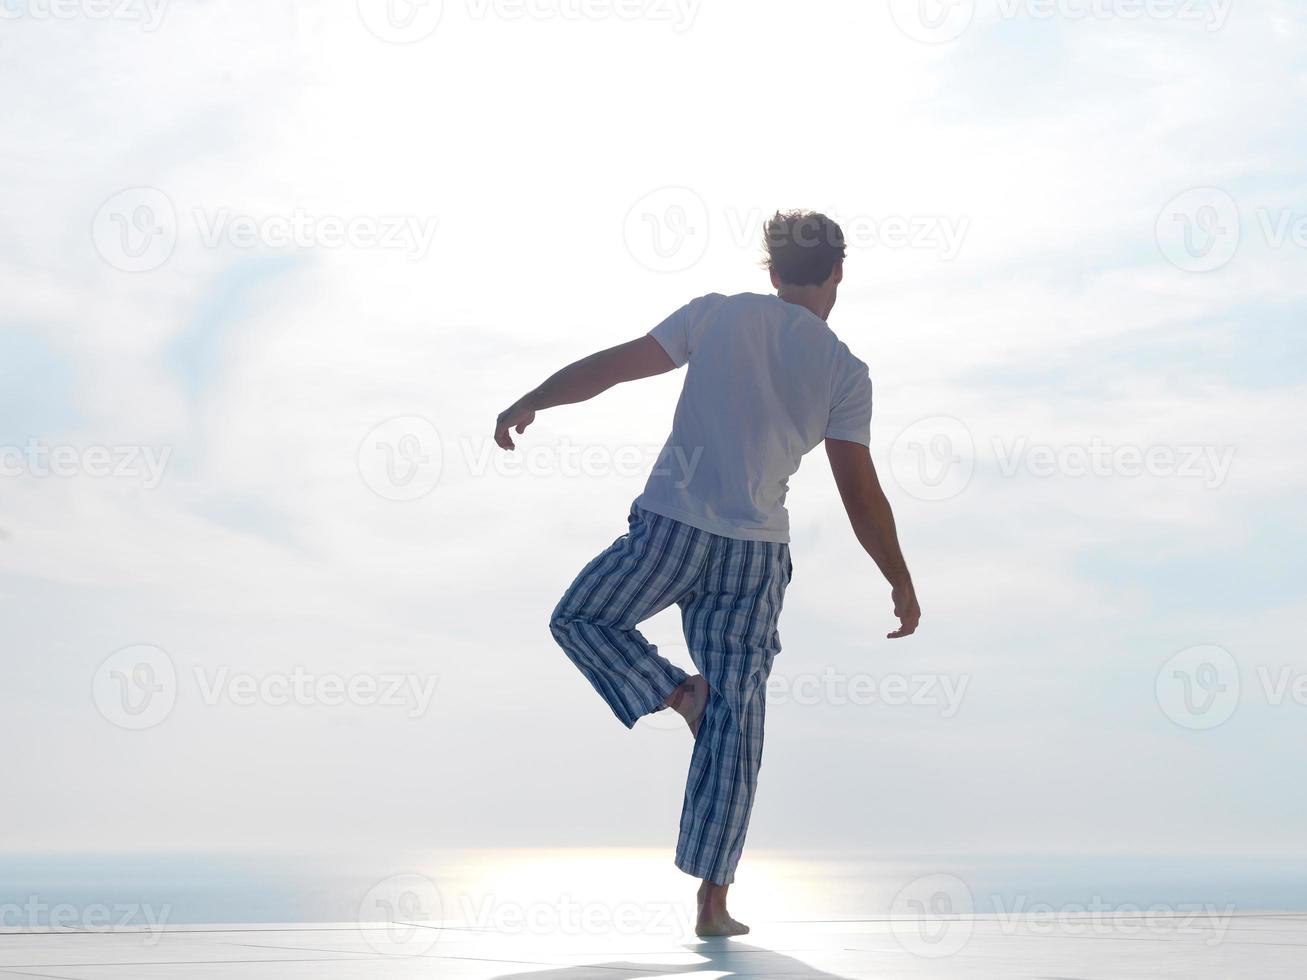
xmin=763 ymin=210 xmax=846 ymax=320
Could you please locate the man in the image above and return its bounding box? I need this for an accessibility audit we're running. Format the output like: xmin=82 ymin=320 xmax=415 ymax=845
xmin=494 ymin=210 xmax=920 ymax=937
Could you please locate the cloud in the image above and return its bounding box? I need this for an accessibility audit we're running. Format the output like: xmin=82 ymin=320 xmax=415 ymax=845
xmin=2 ymin=0 xmax=1304 ymax=857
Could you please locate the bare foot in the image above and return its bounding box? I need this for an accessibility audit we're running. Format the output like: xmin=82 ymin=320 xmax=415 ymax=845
xmin=664 ymin=675 xmax=709 ymax=738
xmin=696 ymin=880 xmax=749 ymax=937
xmin=696 ymin=910 xmax=750 ymax=937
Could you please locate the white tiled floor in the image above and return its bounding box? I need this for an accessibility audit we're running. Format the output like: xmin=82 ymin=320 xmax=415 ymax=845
xmin=3 ymin=914 xmax=1305 ymax=979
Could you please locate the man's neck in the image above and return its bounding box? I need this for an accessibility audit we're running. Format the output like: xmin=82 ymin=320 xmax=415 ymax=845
xmin=776 ymin=288 xmax=828 ymax=321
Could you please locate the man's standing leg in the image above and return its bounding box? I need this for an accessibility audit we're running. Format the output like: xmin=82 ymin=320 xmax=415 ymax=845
xmin=674 ymin=537 xmax=791 ymax=933
xmin=549 ymin=505 xmax=707 ymax=728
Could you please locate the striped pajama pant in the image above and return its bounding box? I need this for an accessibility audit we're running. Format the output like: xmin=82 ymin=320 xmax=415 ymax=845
xmin=549 ymin=503 xmax=792 ymax=886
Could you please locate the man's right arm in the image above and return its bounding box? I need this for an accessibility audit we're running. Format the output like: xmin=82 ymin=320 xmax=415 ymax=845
xmin=824 ymin=437 xmax=921 ymax=638
xmin=494 ymin=336 xmax=676 ymax=451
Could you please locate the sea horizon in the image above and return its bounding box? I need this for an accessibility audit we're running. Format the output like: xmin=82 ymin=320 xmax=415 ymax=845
xmin=5 ymin=848 xmax=1307 ymax=929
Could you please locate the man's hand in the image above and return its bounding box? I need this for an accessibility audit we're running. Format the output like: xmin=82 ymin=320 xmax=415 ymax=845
xmin=494 ymin=402 xmax=536 ymax=451
xmin=889 ymin=579 xmax=921 ymax=639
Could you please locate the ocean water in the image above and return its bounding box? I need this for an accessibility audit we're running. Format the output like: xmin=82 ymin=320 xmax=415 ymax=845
xmin=3 ymin=849 xmax=1306 ymax=930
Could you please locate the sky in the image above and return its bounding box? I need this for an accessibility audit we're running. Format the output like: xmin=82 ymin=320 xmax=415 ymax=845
xmin=2 ymin=0 xmax=1306 ymax=867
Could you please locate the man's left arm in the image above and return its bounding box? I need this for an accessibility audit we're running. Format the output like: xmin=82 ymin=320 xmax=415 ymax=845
xmin=494 ymin=335 xmax=676 ymax=450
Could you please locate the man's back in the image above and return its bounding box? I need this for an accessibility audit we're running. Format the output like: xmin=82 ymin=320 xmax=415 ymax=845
xmin=495 ymin=209 xmax=918 ymax=936
xmin=636 ymin=291 xmax=873 ymax=543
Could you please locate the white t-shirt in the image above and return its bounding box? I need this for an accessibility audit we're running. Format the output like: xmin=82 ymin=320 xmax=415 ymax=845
xmin=636 ymin=292 xmax=873 ymax=543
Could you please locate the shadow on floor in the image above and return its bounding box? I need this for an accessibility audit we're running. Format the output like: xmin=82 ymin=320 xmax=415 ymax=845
xmin=489 ymin=938 xmax=856 ymax=979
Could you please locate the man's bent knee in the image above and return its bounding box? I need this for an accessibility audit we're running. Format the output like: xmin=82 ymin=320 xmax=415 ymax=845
xmin=548 ymin=599 xmax=581 ymax=645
